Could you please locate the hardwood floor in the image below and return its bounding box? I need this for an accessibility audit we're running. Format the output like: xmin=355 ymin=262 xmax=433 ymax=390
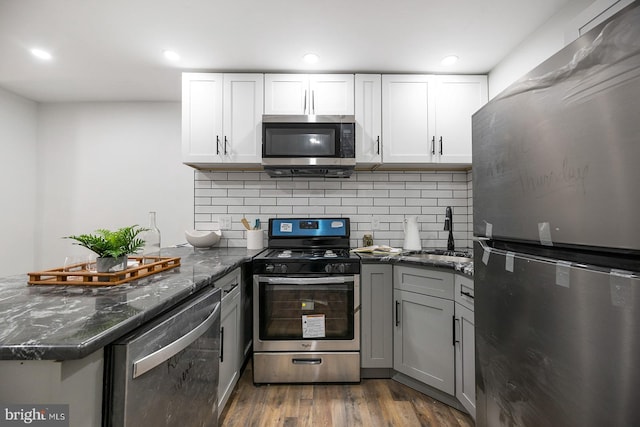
xmin=219 ymin=361 xmax=474 ymax=427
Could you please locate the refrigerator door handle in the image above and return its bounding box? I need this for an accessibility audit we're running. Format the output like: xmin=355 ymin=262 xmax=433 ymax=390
xmin=132 ymin=302 xmax=220 ymax=379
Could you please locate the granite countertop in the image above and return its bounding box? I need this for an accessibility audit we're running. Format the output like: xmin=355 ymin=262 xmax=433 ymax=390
xmin=358 ymin=250 xmax=474 ymax=276
xmin=0 ymin=247 xmax=262 ymax=361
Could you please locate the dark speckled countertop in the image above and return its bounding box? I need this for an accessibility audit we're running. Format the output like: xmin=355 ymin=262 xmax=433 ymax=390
xmin=0 ymin=247 xmax=262 ymax=361
xmin=357 ymin=250 xmax=474 ymax=276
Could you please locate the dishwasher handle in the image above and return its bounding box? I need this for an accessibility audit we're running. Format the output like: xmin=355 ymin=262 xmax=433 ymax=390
xmin=132 ymin=301 xmax=220 ymax=379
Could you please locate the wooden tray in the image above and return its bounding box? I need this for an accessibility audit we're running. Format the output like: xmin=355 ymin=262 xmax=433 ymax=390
xmin=28 ymin=256 xmax=181 ymax=286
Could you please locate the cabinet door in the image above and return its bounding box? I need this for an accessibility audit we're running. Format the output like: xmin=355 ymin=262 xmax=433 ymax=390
xmin=434 ymin=75 xmax=487 ymax=164
xmin=394 ymin=265 xmax=454 ymax=300
xmin=218 ymin=285 xmax=241 ymax=415
xmin=360 ymin=264 xmax=393 ymax=369
xmin=355 ymin=74 xmax=382 ymax=164
xmin=394 ymin=289 xmax=455 ymax=394
xmin=182 ymin=73 xmax=224 ymax=164
xmin=382 ymin=75 xmax=436 ymax=163
xmin=264 ymin=74 xmax=309 ymax=114
xmin=222 ymin=74 xmax=264 ymax=163
xmin=309 ymin=74 xmax=354 ymax=115
xmin=455 ymin=302 xmax=476 ymax=419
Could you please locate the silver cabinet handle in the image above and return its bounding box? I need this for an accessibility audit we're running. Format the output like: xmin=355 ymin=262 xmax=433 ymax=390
xmin=376 ymin=136 xmax=380 ymax=155
xmin=311 ymin=90 xmax=315 ymax=114
xmin=216 ymin=135 xmax=221 ymax=155
xmin=224 ymin=136 xmax=228 ymax=155
xmin=439 ymin=136 xmax=443 ymax=155
xmin=132 ymin=301 xmax=220 ymax=379
xmin=431 ymin=136 xmax=435 ymax=155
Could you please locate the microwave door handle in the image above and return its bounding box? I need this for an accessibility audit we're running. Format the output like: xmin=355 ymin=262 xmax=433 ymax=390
xmin=131 ymin=301 xmax=220 ymax=379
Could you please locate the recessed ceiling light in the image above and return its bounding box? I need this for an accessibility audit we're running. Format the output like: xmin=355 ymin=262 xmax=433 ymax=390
xmin=30 ymin=48 xmax=52 ymax=61
xmin=441 ymin=55 xmax=459 ymax=66
xmin=303 ymin=53 xmax=319 ymax=64
xmin=163 ymin=50 xmax=180 ymax=61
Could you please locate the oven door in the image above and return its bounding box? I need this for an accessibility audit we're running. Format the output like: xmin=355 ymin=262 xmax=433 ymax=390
xmin=253 ymin=275 xmax=360 ymax=352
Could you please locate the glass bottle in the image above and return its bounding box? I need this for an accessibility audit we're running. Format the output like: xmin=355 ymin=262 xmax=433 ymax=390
xmin=142 ymin=211 xmax=161 ymax=263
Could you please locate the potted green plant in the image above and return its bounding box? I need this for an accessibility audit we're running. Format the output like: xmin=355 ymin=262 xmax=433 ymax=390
xmin=66 ymin=225 xmax=147 ymax=272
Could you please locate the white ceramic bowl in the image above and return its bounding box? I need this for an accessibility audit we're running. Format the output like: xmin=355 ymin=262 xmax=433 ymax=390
xmin=185 ymin=229 xmax=222 ymax=248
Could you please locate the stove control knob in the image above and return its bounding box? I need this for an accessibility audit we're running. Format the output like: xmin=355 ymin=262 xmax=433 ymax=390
xmin=324 ymin=264 xmax=333 ymax=273
xmin=265 ymin=264 xmax=275 ymax=273
xmin=336 ymin=263 xmax=346 ymax=274
xmin=278 ymin=264 xmax=288 ymax=274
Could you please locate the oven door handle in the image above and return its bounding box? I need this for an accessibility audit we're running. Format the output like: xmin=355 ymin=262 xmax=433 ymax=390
xmin=261 ymin=276 xmax=349 ymax=285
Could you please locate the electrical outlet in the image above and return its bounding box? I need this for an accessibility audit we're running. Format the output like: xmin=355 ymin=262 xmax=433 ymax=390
xmin=220 ymin=215 xmax=232 ymax=230
xmin=371 ymin=216 xmax=380 ymax=230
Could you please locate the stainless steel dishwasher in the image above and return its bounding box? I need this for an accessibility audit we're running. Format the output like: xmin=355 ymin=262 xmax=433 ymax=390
xmin=105 ymin=286 xmax=221 ymax=427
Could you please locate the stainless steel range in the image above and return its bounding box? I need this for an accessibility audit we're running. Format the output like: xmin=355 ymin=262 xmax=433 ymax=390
xmin=252 ymin=218 xmax=360 ymax=384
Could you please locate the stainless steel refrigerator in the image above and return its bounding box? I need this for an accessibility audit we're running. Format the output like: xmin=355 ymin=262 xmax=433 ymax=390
xmin=472 ymin=3 xmax=640 ymax=426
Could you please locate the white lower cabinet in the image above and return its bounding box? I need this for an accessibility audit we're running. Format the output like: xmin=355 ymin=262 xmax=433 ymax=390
xmin=393 ymin=266 xmax=455 ymax=395
xmin=216 ymin=269 xmax=242 ymax=417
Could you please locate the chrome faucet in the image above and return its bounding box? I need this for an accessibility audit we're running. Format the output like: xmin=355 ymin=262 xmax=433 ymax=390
xmin=444 ymin=206 xmax=455 ymax=251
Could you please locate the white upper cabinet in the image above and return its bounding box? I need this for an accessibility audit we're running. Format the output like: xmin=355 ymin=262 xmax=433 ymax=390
xmin=433 ymin=75 xmax=488 ymax=164
xmin=355 ymin=74 xmax=382 ymax=165
xmin=222 ymin=74 xmax=264 ymax=163
xmin=382 ymin=75 xmax=436 ymax=163
xmin=382 ymin=74 xmax=487 ymax=166
xmin=182 ymin=72 xmax=263 ymax=167
xmin=264 ymin=74 xmax=354 ymax=115
xmin=182 ymin=73 xmax=224 ymax=164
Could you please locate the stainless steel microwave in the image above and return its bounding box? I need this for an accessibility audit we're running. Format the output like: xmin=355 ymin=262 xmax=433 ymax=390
xmin=261 ymin=115 xmax=355 ymax=177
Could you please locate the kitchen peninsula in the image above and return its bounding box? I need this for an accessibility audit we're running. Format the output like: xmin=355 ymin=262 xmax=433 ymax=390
xmin=0 ymin=246 xmax=260 ymax=426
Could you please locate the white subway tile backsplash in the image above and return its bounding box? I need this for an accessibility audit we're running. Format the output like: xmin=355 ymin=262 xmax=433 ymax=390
xmin=260 ymin=206 xmax=293 ymax=214
xmin=195 ymin=188 xmax=228 ymax=197
xmin=193 ymin=170 xmax=473 ymax=249
xmin=325 ymin=206 xmax=358 ymax=215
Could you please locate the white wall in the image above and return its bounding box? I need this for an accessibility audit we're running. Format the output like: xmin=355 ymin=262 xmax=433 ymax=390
xmin=36 ymin=102 xmax=192 ymax=270
xmin=488 ymin=0 xmax=596 ymax=98
xmin=0 ymin=88 xmax=38 ymax=276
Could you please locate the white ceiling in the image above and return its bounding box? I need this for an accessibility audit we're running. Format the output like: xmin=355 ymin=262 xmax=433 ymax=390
xmin=0 ymin=0 xmax=577 ymax=102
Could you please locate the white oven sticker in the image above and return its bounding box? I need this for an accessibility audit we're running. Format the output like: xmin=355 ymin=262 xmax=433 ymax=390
xmin=302 ymin=314 xmax=326 ymax=338
xmin=280 ymin=223 xmax=293 ymax=233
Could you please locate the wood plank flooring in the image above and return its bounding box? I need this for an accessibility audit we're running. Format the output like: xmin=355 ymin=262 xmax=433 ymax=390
xmin=219 ymin=361 xmax=474 ymax=427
